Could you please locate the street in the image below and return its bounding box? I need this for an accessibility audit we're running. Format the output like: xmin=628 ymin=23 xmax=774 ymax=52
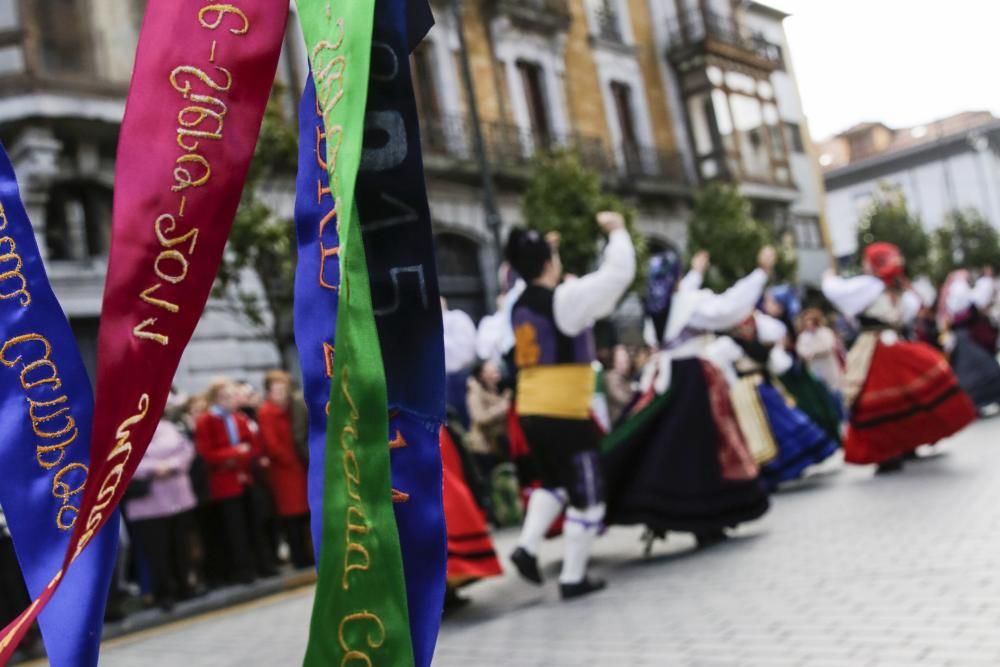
xmin=97 ymin=417 xmax=1000 ymax=666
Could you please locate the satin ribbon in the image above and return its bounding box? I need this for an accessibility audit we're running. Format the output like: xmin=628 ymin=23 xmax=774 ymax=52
xmin=0 ymin=145 xmax=119 ymax=667
xmin=358 ymin=0 xmax=447 ymax=664
xmin=296 ymin=1 xmax=415 ymax=665
xmin=292 ymin=72 xmax=340 ymax=563
xmin=0 ymin=1 xmax=287 ymax=660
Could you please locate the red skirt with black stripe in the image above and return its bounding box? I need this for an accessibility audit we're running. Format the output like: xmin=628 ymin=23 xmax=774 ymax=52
xmin=846 ymin=340 xmax=976 ymax=464
xmin=440 ymin=427 xmax=503 ymax=586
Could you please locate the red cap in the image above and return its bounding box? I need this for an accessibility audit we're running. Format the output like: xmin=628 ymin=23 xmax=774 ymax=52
xmin=864 ymin=242 xmax=905 ymax=284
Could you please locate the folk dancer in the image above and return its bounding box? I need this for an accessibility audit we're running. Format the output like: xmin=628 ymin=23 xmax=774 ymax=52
xmin=603 ymin=248 xmax=773 ymax=553
xmin=822 ymin=243 xmax=976 ymax=473
xmin=507 ymin=212 xmax=636 ymax=599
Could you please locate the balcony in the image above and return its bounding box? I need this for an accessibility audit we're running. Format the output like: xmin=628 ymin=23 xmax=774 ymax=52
xmin=621 ymin=144 xmax=687 ymax=186
xmin=418 ymin=111 xmax=688 ymax=195
xmin=666 ymin=9 xmax=784 ymax=71
xmin=487 ymin=0 xmax=572 ymax=34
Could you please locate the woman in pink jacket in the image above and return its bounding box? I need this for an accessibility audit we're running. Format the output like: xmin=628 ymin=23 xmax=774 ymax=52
xmin=126 ymin=418 xmax=199 ymax=611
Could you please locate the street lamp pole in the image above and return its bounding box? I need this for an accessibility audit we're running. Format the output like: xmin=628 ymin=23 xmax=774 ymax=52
xmin=450 ymin=0 xmax=505 ymax=274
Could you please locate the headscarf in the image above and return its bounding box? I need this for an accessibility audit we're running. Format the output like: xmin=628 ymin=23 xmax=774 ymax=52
xmin=765 ymin=285 xmax=801 ymax=319
xmin=644 ymin=250 xmax=682 ymax=342
xmin=864 ymin=242 xmax=905 ymax=285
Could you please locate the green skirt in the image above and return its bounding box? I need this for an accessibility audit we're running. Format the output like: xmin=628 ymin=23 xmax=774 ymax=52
xmin=778 ymin=365 xmax=843 ymax=444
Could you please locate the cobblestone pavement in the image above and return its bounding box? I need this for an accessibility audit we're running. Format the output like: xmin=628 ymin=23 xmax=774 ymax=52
xmin=97 ymin=418 xmax=1000 ymax=666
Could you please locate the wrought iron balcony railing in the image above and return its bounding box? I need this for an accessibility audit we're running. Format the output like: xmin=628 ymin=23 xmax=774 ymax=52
xmin=666 ymin=9 xmax=783 ymax=68
xmin=488 ymin=0 xmax=572 ymax=33
xmin=418 ymin=111 xmax=688 ymax=192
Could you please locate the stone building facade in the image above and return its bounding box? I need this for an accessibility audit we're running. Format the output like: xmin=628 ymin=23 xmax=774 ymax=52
xmin=0 ymin=0 xmax=283 ymax=391
xmin=0 ymin=0 xmax=830 ymax=385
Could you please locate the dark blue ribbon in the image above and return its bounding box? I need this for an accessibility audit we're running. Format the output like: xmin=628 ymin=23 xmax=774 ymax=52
xmin=294 ymin=2 xmax=446 ymax=662
xmin=0 ymin=144 xmax=119 ymax=666
xmin=358 ymin=2 xmax=447 ymax=665
xmin=292 ymin=74 xmax=340 ymax=563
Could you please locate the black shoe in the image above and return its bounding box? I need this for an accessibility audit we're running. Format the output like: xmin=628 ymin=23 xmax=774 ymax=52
xmin=158 ymin=597 xmax=176 ymax=613
xmin=560 ymin=577 xmax=606 ymax=600
xmin=876 ymin=457 xmax=905 ymax=474
xmin=443 ymin=588 xmax=471 ymax=614
xmin=510 ymin=547 xmax=543 ymax=585
xmin=695 ymin=530 xmax=728 ymax=550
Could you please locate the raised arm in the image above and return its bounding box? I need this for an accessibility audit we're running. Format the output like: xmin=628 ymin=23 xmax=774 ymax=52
xmin=553 ymin=219 xmax=636 ymax=337
xmin=687 ymin=268 xmax=769 ymax=331
xmin=822 ymin=273 xmax=885 ymax=318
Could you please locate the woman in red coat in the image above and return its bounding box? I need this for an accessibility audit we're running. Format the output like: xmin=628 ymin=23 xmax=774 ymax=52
xmin=196 ymin=379 xmax=275 ymax=583
xmin=257 ymin=371 xmax=312 ymax=569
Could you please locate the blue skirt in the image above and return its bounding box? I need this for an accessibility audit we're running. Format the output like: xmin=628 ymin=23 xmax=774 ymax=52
xmin=758 ymin=382 xmax=839 ymax=488
xmin=950 ymin=329 xmax=1000 ymax=409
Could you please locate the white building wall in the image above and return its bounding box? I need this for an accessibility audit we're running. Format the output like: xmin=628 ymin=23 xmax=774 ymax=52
xmin=825 ymin=148 xmax=1000 ymax=260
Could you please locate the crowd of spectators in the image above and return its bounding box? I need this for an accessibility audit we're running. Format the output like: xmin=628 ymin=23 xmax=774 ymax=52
xmin=0 ymin=369 xmax=315 ymax=636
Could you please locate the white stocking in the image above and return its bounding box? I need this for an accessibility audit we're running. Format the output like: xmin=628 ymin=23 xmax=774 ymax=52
xmin=559 ymin=503 xmax=605 ymax=585
xmin=516 ymin=488 xmax=566 ymax=556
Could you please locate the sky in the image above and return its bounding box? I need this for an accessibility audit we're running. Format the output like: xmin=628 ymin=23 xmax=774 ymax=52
xmin=764 ymin=0 xmax=1000 ymax=141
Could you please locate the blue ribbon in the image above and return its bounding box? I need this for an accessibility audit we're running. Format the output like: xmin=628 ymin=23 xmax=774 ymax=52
xmin=0 ymin=144 xmax=119 ymax=666
xmin=358 ymin=1 xmax=447 ymax=665
xmin=292 ymin=73 xmax=340 ymax=563
xmin=294 ymin=2 xmax=446 ymax=662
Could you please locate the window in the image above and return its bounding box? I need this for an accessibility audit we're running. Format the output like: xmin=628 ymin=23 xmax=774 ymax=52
xmin=594 ymin=0 xmax=624 ymax=43
xmin=516 ymin=60 xmax=552 ymax=149
xmin=763 ymin=103 xmax=784 ymax=164
xmin=45 ymin=181 xmax=113 ymax=260
xmin=730 ymin=93 xmax=771 ymax=180
xmin=695 ymin=75 xmax=791 ymax=184
xmin=611 ymin=82 xmax=638 ymax=146
xmin=784 ymin=122 xmax=805 ymax=153
xmin=612 ymin=82 xmax=647 ymax=175
xmin=792 ymin=216 xmax=823 ymax=250
xmin=434 ymin=233 xmax=485 ymax=321
xmin=32 ymin=0 xmax=93 ymax=75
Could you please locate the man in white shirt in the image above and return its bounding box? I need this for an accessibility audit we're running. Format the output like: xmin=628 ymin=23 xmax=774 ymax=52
xmin=506 ymin=212 xmax=636 ymax=600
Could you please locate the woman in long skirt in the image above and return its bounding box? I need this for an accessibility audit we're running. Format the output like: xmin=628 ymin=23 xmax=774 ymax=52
xmin=938 ymin=270 xmax=1000 ymax=415
xmin=711 ymin=311 xmax=839 ymax=490
xmin=440 ymin=424 xmax=503 ymax=608
xmin=603 ymin=248 xmax=773 ymax=551
xmin=823 ymin=243 xmax=976 ymax=473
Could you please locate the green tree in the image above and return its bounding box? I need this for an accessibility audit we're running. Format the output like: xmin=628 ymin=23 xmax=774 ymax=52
xmin=521 ymin=150 xmax=646 ymax=285
xmin=214 ymin=90 xmax=300 ymax=369
xmin=930 ymin=208 xmax=1000 ymax=283
xmin=686 ymin=182 xmax=795 ymax=291
xmin=855 ymin=183 xmax=930 ymax=276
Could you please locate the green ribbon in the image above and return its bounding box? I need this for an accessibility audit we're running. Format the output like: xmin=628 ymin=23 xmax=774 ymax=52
xmin=296 ymin=2 xmax=415 ymax=666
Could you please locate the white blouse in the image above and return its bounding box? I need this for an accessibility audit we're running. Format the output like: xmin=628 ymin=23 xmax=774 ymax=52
xmin=822 ymin=274 xmax=921 ymax=325
xmin=553 ymin=229 xmax=636 ymax=337
xmin=945 ymin=275 xmax=994 ymax=319
xmin=663 ymin=268 xmax=769 ymax=344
